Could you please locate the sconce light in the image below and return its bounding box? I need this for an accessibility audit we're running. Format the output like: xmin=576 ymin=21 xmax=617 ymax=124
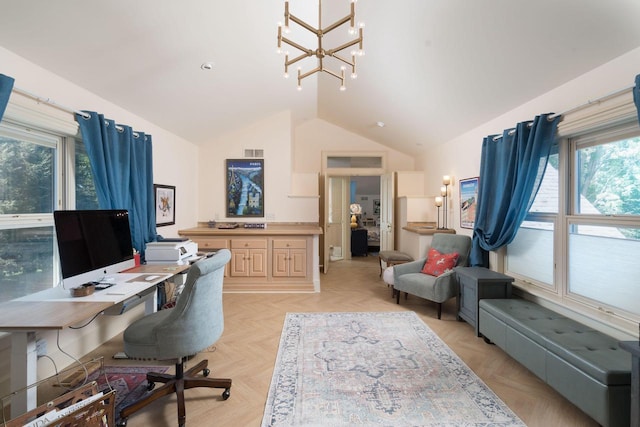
xmin=441 ymin=175 xmax=451 ymax=229
xmin=435 ymin=196 xmax=443 ymax=229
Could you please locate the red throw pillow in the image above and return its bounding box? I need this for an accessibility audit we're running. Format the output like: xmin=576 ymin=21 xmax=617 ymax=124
xmin=421 ymin=248 xmax=459 ymax=277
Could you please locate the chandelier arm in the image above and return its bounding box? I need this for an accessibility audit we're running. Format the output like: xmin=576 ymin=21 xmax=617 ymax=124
xmin=328 ymin=53 xmax=355 ymax=67
xmin=299 ymin=67 xmax=323 ymax=81
xmin=325 ymin=37 xmax=361 ymax=55
xmin=288 ymin=14 xmax=320 ymax=35
xmin=286 ymin=52 xmax=313 ymax=67
xmin=322 ymin=15 xmax=353 ymax=34
xmin=320 ymin=68 xmax=344 ymax=81
xmin=281 ymin=37 xmax=314 ymax=55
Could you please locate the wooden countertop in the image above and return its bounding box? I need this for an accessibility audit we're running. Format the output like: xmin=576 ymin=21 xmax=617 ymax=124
xmin=402 ymin=222 xmax=456 ymax=235
xmin=179 ymin=223 xmax=323 ymax=237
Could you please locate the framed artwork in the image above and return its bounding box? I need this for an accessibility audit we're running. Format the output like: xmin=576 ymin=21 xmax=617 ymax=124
xmin=226 ymin=159 xmax=264 ymax=217
xmin=459 ymin=177 xmax=479 ymax=229
xmin=154 ymin=184 xmax=176 ymax=226
xmin=373 ymin=199 xmax=380 ymax=215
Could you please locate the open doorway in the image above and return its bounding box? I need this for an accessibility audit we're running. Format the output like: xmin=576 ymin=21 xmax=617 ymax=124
xmin=349 ymin=176 xmax=381 ymax=255
xmin=325 ymin=176 xmax=380 ymax=264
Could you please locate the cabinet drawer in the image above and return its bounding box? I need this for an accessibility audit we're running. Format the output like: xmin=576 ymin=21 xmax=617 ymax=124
xmin=231 ymin=239 xmax=267 ymax=249
xmin=193 ymin=237 xmax=229 ymax=251
xmin=272 ymin=239 xmax=307 ymax=249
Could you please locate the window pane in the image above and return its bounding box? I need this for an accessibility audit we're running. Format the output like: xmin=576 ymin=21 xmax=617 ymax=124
xmin=0 ymin=135 xmax=55 ymax=214
xmin=507 ymin=221 xmax=554 ymax=286
xmin=0 ymin=226 xmax=55 ymax=303
xmin=529 ymin=152 xmax=558 ymax=214
xmin=327 ymin=156 xmax=382 ymax=168
xmin=75 ymin=139 xmax=99 ymax=210
xmin=568 ymin=224 xmax=640 ymax=315
xmin=576 ymin=136 xmax=640 ymax=215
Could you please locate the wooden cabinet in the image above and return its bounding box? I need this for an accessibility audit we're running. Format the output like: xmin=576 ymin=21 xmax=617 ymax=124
xmin=179 ymin=224 xmax=322 ymax=292
xmin=272 ymin=239 xmax=307 ymax=277
xmin=230 ymin=239 xmax=267 ymax=277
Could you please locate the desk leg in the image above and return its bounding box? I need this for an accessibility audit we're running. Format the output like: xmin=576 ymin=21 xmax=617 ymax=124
xmin=145 ymin=287 xmax=158 ymax=314
xmin=11 ymin=331 xmax=37 ymax=418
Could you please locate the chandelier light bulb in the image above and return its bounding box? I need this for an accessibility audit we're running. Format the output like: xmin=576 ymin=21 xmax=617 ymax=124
xmin=340 ymin=85 xmax=347 ymax=92
xmin=284 ymin=72 xmax=289 ymax=78
xmin=359 ymin=22 xmax=365 ymax=28
xmin=297 ymin=85 xmax=302 ymax=91
xmin=357 ymin=49 xmax=365 ymax=56
xmin=351 ymin=72 xmax=357 ymax=79
xmin=348 ymin=26 xmax=356 ymax=35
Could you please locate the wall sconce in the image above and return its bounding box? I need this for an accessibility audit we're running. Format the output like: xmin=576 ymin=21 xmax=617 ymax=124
xmin=435 ymin=196 xmax=443 ymax=229
xmin=441 ymin=175 xmax=451 ymax=229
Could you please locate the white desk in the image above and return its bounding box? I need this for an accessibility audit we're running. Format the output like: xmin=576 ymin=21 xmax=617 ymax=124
xmin=0 ymin=264 xmax=188 ymax=417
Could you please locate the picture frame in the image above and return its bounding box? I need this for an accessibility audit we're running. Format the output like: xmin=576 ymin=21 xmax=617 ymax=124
xmin=459 ymin=177 xmax=479 ymax=229
xmin=154 ymin=184 xmax=176 ymax=227
xmin=373 ymin=199 xmax=380 ymax=215
xmin=226 ymin=159 xmax=264 ymax=217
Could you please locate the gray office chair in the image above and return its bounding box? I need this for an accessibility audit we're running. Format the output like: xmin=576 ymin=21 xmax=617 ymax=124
xmin=393 ymin=233 xmax=471 ymax=319
xmin=117 ymin=249 xmax=232 ymax=427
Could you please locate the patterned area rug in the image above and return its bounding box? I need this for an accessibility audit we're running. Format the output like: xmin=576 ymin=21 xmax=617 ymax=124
xmin=262 ymin=312 xmax=525 ymax=426
xmin=87 ymin=365 xmax=169 ymax=422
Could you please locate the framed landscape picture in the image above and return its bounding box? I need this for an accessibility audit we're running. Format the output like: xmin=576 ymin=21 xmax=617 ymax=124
xmin=459 ymin=177 xmax=478 ymax=229
xmin=154 ymin=184 xmax=176 ymax=226
xmin=226 ymin=159 xmax=264 ymax=217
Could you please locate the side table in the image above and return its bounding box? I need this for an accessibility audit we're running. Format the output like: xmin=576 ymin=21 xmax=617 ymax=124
xmin=620 ymin=341 xmax=640 ymax=427
xmin=456 ymin=267 xmax=514 ymax=337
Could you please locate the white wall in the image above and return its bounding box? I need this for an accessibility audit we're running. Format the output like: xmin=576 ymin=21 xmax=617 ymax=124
xmin=0 ymin=46 xmax=200 ymax=235
xmin=418 ymin=46 xmax=640 ymax=237
xmin=198 ymin=110 xmax=319 ymax=223
xmin=294 ymin=118 xmax=416 ymax=172
xmin=196 ymin=114 xmax=417 ymax=225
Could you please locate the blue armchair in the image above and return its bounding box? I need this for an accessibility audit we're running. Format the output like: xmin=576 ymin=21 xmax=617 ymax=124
xmin=393 ymin=233 xmax=472 ymax=319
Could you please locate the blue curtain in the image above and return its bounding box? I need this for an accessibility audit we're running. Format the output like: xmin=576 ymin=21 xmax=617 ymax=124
xmin=470 ymin=113 xmax=560 ymax=267
xmin=0 ymin=74 xmax=15 ymax=121
xmin=634 ymin=74 xmax=640 ymax=124
xmin=75 ymin=111 xmax=156 ymax=258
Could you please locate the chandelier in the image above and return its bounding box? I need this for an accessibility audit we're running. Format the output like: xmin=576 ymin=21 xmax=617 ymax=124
xmin=277 ymin=0 xmax=365 ymax=91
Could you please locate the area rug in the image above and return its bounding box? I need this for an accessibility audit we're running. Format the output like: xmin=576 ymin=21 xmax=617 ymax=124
xmin=262 ymin=311 xmax=525 ymax=426
xmin=87 ymin=365 xmax=169 ymax=422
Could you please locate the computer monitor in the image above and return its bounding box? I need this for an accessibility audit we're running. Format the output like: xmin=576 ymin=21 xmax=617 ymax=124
xmin=53 ymin=209 xmax=135 ymax=289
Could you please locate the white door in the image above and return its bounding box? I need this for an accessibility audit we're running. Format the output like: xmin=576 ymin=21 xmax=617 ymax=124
xmin=379 ymin=173 xmax=395 ymax=251
xmin=323 ymin=176 xmax=349 ymax=273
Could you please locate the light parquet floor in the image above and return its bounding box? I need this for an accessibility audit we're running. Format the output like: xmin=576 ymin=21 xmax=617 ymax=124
xmin=63 ymin=255 xmax=597 ymax=427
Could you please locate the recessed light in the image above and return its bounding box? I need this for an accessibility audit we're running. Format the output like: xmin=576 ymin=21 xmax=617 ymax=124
xmin=201 ymin=62 xmax=214 ymax=71
xmin=376 ymin=121 xmax=385 ymax=128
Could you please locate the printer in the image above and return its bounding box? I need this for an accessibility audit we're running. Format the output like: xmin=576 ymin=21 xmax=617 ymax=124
xmin=145 ymin=239 xmax=198 ymax=264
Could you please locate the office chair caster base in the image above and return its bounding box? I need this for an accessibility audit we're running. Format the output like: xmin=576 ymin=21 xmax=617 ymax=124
xmin=203 ymin=368 xmax=210 ymax=377
xmin=146 ymin=381 xmax=156 ymax=391
xmin=222 ymin=388 xmax=231 ymax=400
xmin=116 ymin=419 xmax=127 ymax=427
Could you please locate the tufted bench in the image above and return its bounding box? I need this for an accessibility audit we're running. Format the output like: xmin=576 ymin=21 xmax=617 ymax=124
xmin=378 ymin=250 xmax=413 ymax=277
xmin=479 ymin=298 xmax=631 ymax=427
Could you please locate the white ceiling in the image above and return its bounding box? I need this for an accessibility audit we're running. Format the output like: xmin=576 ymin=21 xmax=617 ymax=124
xmin=2 ymin=0 xmax=640 ymax=155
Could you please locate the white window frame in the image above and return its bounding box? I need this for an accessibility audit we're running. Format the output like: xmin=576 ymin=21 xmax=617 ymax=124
xmin=504 ymin=89 xmax=640 ymax=336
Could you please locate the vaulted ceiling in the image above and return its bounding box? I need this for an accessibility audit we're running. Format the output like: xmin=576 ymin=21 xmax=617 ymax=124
xmin=2 ymin=0 xmax=640 ymax=155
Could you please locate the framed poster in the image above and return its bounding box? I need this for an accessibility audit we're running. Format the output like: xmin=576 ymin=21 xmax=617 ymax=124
xmin=459 ymin=177 xmax=479 ymax=229
xmin=154 ymin=184 xmax=176 ymax=226
xmin=226 ymin=159 xmax=264 ymax=217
